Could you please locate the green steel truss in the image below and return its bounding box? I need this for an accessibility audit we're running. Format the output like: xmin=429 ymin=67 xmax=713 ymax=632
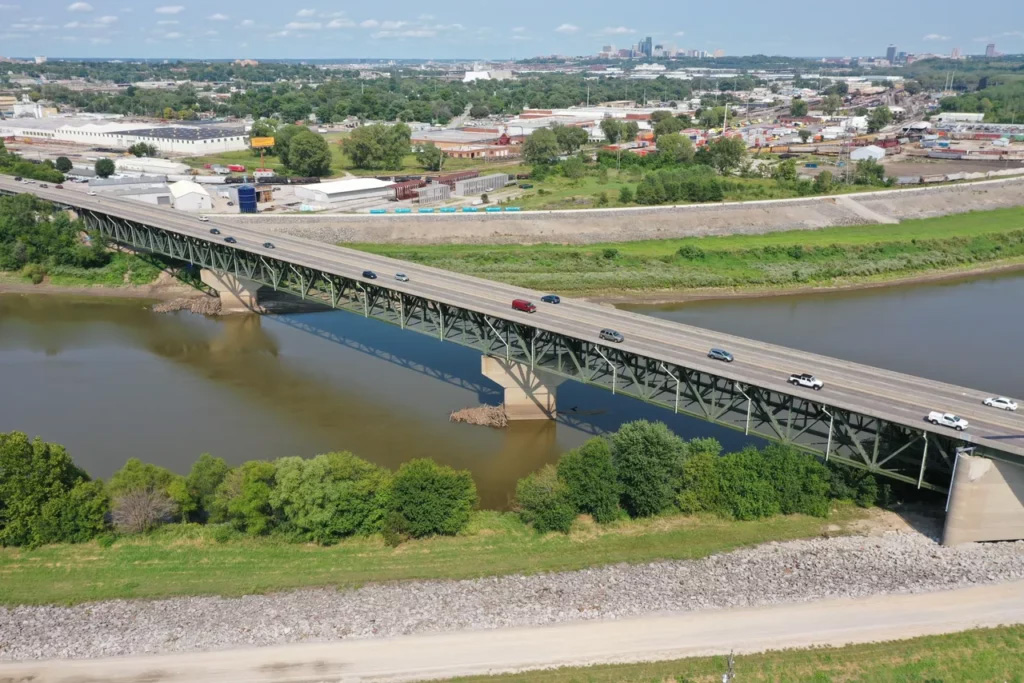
xmin=78 ymin=209 xmax=996 ymax=493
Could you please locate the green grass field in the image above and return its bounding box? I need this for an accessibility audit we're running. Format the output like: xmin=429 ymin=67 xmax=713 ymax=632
xmin=0 ymin=252 xmax=163 ymax=288
xmin=445 ymin=626 xmax=1024 ymax=682
xmin=352 ymin=207 xmax=1024 ymax=295
xmin=0 ymin=506 xmax=866 ymax=606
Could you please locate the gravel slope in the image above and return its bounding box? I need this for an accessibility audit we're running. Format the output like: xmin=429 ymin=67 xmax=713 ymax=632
xmin=2 ymin=532 xmax=1022 ymax=661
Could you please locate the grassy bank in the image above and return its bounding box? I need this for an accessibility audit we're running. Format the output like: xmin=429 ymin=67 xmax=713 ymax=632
xmin=0 ymin=252 xmax=163 ymax=288
xmin=0 ymin=505 xmax=867 ymax=607
xmin=351 ymin=207 xmax=1024 ymax=296
xmin=445 ymin=626 xmax=1024 ymax=682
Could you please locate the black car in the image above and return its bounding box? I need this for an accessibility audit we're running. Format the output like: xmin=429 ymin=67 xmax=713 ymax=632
xmin=541 ymin=294 xmax=560 ymax=304
xmin=224 ymin=236 xmax=237 ymax=244
xmin=39 ymin=183 xmax=48 ymax=188
xmin=263 ymin=242 xmax=275 ymax=249
xmin=13 ymin=176 xmax=21 ymax=181
xmin=362 ymin=270 xmax=377 ymax=279
xmin=209 ymin=228 xmax=221 ymax=235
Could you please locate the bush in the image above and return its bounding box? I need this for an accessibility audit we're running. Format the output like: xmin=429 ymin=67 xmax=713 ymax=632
xmin=112 ymin=488 xmax=177 ymax=534
xmin=759 ymin=444 xmax=831 ymax=517
xmin=609 ymin=421 xmax=688 ymax=518
xmin=33 ymin=480 xmax=109 ymax=545
xmin=272 ymin=452 xmax=391 ymax=544
xmin=675 ymin=439 xmax=724 ymax=515
xmin=618 ymin=186 xmax=634 ymax=204
xmin=212 ymin=460 xmax=278 ymax=535
xmin=515 ymin=465 xmax=576 ymax=533
xmin=184 ymin=454 xmax=229 ymax=522
xmin=21 ymin=263 xmax=47 ymax=284
xmin=828 ymin=464 xmax=880 ymax=507
xmin=388 ymin=459 xmax=477 ymax=538
xmin=557 ymin=438 xmax=619 ymax=523
xmin=676 ymin=245 xmax=706 ymax=260
xmin=716 ymin=448 xmax=781 ymax=521
xmin=602 ymin=248 xmax=619 ymax=259
xmin=108 ymin=458 xmax=191 ymax=520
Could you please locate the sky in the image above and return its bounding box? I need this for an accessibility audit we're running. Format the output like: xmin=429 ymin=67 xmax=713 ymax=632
xmin=1 ymin=0 xmax=1022 ymax=61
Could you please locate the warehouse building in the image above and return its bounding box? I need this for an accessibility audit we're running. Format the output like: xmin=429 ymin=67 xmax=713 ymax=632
xmin=850 ymin=145 xmax=886 ymax=162
xmin=114 ymin=157 xmax=191 ymax=175
xmin=169 ymin=180 xmax=213 ymax=212
xmin=294 ymin=178 xmax=395 ymax=205
xmin=415 ymin=184 xmax=451 ymax=204
xmin=453 ymin=173 xmax=510 ymax=196
xmin=0 ymin=116 xmax=249 ymax=154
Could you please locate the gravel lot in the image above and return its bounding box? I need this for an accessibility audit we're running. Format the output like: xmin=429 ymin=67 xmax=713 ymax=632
xmin=2 ymin=532 xmax=1022 ymax=661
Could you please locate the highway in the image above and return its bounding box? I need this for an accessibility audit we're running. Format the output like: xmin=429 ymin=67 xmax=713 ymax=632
xmin=3 ymin=176 xmax=1022 ymax=464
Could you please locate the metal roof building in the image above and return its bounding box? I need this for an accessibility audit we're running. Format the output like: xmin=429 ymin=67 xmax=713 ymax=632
xmin=293 ymin=178 xmax=396 ymax=205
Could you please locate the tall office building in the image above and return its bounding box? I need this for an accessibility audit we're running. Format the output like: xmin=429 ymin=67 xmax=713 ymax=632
xmin=885 ymin=44 xmax=897 ymax=63
xmin=986 ymin=43 xmax=997 ymax=57
xmin=642 ymin=36 xmax=653 ymax=58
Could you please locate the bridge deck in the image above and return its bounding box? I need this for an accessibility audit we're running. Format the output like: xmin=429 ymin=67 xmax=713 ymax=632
xmin=3 ymin=177 xmax=1022 ymax=468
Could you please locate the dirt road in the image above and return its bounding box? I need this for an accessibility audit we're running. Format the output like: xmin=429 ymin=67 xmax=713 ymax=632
xmin=3 ymin=581 xmax=1021 ymax=683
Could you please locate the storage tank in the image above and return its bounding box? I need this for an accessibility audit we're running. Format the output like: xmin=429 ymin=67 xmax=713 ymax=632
xmin=237 ymin=184 xmax=258 ymax=214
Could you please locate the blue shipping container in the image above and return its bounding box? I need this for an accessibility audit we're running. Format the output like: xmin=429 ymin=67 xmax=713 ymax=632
xmin=440 ymin=207 xmax=457 ymax=213
xmin=462 ymin=207 xmax=478 ymax=212
xmin=238 ymin=185 xmax=257 ymax=214
xmin=505 ymin=207 xmax=521 ymax=212
xmin=370 ymin=208 xmax=387 ymax=214
xmin=485 ymin=207 xmax=501 ymax=212
xmin=395 ymin=208 xmax=412 ymax=214
xmin=418 ymin=208 xmax=435 ymax=213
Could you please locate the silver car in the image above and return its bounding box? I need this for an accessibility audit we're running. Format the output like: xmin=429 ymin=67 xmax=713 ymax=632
xmin=599 ymin=329 xmax=624 ymax=343
xmin=395 ymin=273 xmax=410 ymax=282
xmin=983 ymin=396 xmax=1018 ymax=411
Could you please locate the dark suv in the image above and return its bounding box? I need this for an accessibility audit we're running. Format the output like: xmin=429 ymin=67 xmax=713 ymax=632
xmin=362 ymin=270 xmax=378 ymax=279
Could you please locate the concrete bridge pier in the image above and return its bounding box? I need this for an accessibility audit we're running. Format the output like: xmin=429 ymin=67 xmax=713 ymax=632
xmin=200 ymin=269 xmax=262 ymax=314
xmin=943 ymin=452 xmax=1024 ymax=545
xmin=481 ymin=357 xmax=566 ymax=420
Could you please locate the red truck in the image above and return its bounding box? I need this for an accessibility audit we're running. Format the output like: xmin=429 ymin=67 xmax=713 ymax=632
xmin=227 ymin=164 xmax=246 ymax=172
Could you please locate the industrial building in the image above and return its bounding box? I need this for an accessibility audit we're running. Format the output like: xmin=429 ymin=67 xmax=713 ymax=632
xmin=293 ymin=178 xmax=396 ymax=205
xmin=453 ymin=174 xmax=510 ymax=196
xmin=114 ymin=157 xmax=191 ymax=176
xmin=169 ymin=180 xmax=213 ymax=212
xmin=415 ymin=184 xmax=451 ymax=204
xmin=850 ymin=145 xmax=886 ymax=162
xmin=0 ymin=116 xmax=250 ymax=154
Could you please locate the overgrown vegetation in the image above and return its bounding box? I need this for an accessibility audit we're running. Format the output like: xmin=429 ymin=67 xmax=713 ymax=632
xmin=444 ymin=625 xmax=1024 ymax=682
xmin=353 ymin=207 xmax=1024 ymax=295
xmin=0 ymin=140 xmax=64 ymax=184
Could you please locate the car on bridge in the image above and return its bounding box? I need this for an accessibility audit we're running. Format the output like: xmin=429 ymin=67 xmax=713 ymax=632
xmin=541 ymin=294 xmax=561 ymax=304
xmin=198 ymin=215 xmax=209 ymax=222
xmin=362 ymin=270 xmax=378 ymax=279
xmin=708 ymin=348 xmax=734 ymax=362
xmin=512 ymin=299 xmax=537 ymax=313
xmin=927 ymin=411 xmax=969 ymax=431
xmin=395 ymin=273 xmax=410 ymax=282
xmin=600 ymin=329 xmax=625 ymax=343
xmin=789 ymin=373 xmax=824 ymax=390
xmin=984 ymin=396 xmax=1018 ymax=412
xmin=224 ymin=237 xmax=237 ymax=244
xmin=209 ymin=228 xmax=221 ymax=235
xmin=263 ymin=242 xmax=275 ymax=249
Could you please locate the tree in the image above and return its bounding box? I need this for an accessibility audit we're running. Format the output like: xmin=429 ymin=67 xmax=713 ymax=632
xmin=108 ymin=458 xmax=191 ymax=520
xmin=553 ymin=125 xmax=589 ymax=154
xmin=212 ymin=460 xmax=278 ymax=534
xmin=515 ymin=465 xmax=576 ymax=533
xmin=600 ymin=118 xmax=624 ymax=144
xmin=94 ymin=158 xmax=115 ymax=178
xmin=557 ymin=439 xmax=619 ymax=523
xmin=772 ymin=158 xmax=798 ymax=182
xmin=656 ymin=133 xmax=695 ymax=165
xmin=54 ymin=156 xmax=73 ymax=173
xmin=127 ymin=142 xmax=158 ymax=157
xmin=622 ymin=120 xmax=640 ymax=142
xmin=790 ymin=98 xmax=809 ymax=116
xmin=274 ymin=123 xmax=308 ymax=168
xmin=867 ymin=106 xmax=893 ymax=133
xmin=609 ymin=421 xmax=688 ymax=518
xmin=853 ymin=158 xmax=887 ymax=185
xmin=798 ymin=129 xmax=812 ymax=144
xmin=286 ymin=129 xmax=332 ymax=176
xmin=618 ymin=185 xmax=634 ymax=204
xmin=822 ymin=94 xmax=843 ymax=116
xmin=813 ymin=170 xmax=834 ymax=193
xmin=522 ymin=128 xmax=561 ymax=166
xmin=416 ymin=143 xmax=445 ymax=171
xmin=469 ymin=104 xmax=490 ymax=118
xmin=0 ymin=431 xmax=108 ymax=547
xmin=561 ymin=154 xmax=586 ymax=179
xmin=696 ymin=137 xmax=747 ymax=175
xmin=112 ymin=488 xmax=176 ymax=534
xmin=249 ymin=117 xmax=278 ymax=141
xmin=653 ymin=116 xmax=685 ymax=138
xmin=343 ymin=122 xmax=411 ymax=170
xmin=387 ymin=459 xmax=477 ymax=538
xmin=649 ymin=110 xmax=674 ymax=124
xmin=184 ymin=454 xmax=229 ymax=523
xmin=903 ymin=80 xmax=922 ymax=95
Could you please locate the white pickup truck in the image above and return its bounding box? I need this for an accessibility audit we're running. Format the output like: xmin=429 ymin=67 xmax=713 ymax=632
xmin=927 ymin=412 xmax=969 ymax=431
xmin=788 ymin=373 xmax=824 ymax=390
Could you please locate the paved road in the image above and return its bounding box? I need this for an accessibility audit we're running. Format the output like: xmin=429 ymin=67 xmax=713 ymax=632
xmin=2 ymin=581 xmax=1022 ymax=682
xmin=3 ymin=177 xmax=1022 ymax=463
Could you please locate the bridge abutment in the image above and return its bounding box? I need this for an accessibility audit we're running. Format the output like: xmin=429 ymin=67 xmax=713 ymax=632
xmin=200 ymin=269 xmax=262 ymax=314
xmin=481 ymin=357 xmax=565 ymax=421
xmin=943 ymin=452 xmax=1024 ymax=545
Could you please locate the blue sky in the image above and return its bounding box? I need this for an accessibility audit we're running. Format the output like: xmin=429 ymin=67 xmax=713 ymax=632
xmin=1 ymin=0 xmax=1022 ymax=60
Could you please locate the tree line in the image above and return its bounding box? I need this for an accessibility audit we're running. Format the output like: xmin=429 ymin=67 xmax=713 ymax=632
xmin=0 ymin=141 xmax=65 ymax=185
xmin=0 ymin=420 xmax=886 ymax=549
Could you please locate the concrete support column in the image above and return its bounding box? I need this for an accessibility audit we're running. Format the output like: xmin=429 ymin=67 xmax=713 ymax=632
xmin=200 ymin=269 xmax=261 ymax=314
xmin=481 ymin=356 xmax=566 ymax=421
xmin=943 ymin=452 xmax=1024 ymax=545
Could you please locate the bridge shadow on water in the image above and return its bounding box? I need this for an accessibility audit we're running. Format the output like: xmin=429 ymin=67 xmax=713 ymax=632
xmin=266 ymin=300 xmax=763 ymax=452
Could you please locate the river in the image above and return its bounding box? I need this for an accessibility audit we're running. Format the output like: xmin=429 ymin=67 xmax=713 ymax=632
xmin=2 ymin=272 xmax=1022 ymax=508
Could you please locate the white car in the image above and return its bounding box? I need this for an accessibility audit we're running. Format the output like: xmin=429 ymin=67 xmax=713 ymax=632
xmin=789 ymin=373 xmax=824 ymax=390
xmin=983 ymin=397 xmax=1018 ymax=412
xmin=927 ymin=411 xmax=969 ymax=431
xmin=395 ymin=273 xmax=410 ymax=282
xmin=87 ymin=191 xmax=97 ymax=196
xmin=198 ymin=215 xmax=209 ymax=222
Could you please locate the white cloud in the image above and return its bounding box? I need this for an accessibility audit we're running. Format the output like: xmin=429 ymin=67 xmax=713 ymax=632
xmin=372 ymin=28 xmax=436 ymax=39
xmin=0 ymin=3 xmax=21 ymax=9
xmin=296 ymin=8 xmax=315 ymax=16
xmin=90 ymin=36 xmax=110 ymax=43
xmin=285 ymin=21 xmax=320 ymax=30
xmin=1001 ymin=30 xmax=1024 ymax=38
xmin=360 ymin=19 xmax=379 ymax=28
xmin=11 ymin=21 xmax=56 ymax=31
xmin=163 ymin=31 xmax=182 ymax=38
xmin=600 ymin=26 xmax=635 ymax=35
xmin=511 ymin=35 xmax=531 ymax=41
xmin=208 ymin=12 xmax=228 ymax=20
xmin=327 ymin=18 xmax=354 ymax=28
xmin=239 ymin=18 xmax=254 ymax=27
xmin=155 ymin=5 xmax=184 ymax=14
xmin=205 ymin=29 xmax=218 ymax=36
xmin=120 ymin=6 xmax=132 ymax=12
xmin=379 ymin=20 xmax=407 ymax=29
xmin=512 ymin=26 xmax=525 ymax=33
xmin=674 ymin=30 xmax=685 ymax=36
xmin=923 ymin=33 xmax=949 ymax=41
xmin=67 ymin=2 xmax=92 ymax=11
xmin=418 ymin=13 xmax=434 ymax=20
xmin=555 ymin=23 xmax=579 ymax=33
xmin=268 ymin=30 xmax=289 ymax=38
xmin=96 ymin=15 xmax=117 ymax=24
xmin=157 ymin=19 xmax=178 ymax=25
xmin=64 ymin=20 xmax=80 ymax=27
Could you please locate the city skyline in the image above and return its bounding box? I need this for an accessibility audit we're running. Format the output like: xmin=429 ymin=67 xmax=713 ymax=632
xmin=0 ymin=0 xmax=1021 ymax=60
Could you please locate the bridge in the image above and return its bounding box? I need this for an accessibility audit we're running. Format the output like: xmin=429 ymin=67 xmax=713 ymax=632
xmin=3 ymin=175 xmax=1023 ymax=544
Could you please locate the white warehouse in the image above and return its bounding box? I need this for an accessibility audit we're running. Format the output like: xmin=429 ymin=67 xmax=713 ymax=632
xmin=294 ymin=178 xmax=396 ymax=205
xmin=0 ymin=117 xmax=250 ymax=154
xmin=169 ymin=180 xmax=213 ymax=212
